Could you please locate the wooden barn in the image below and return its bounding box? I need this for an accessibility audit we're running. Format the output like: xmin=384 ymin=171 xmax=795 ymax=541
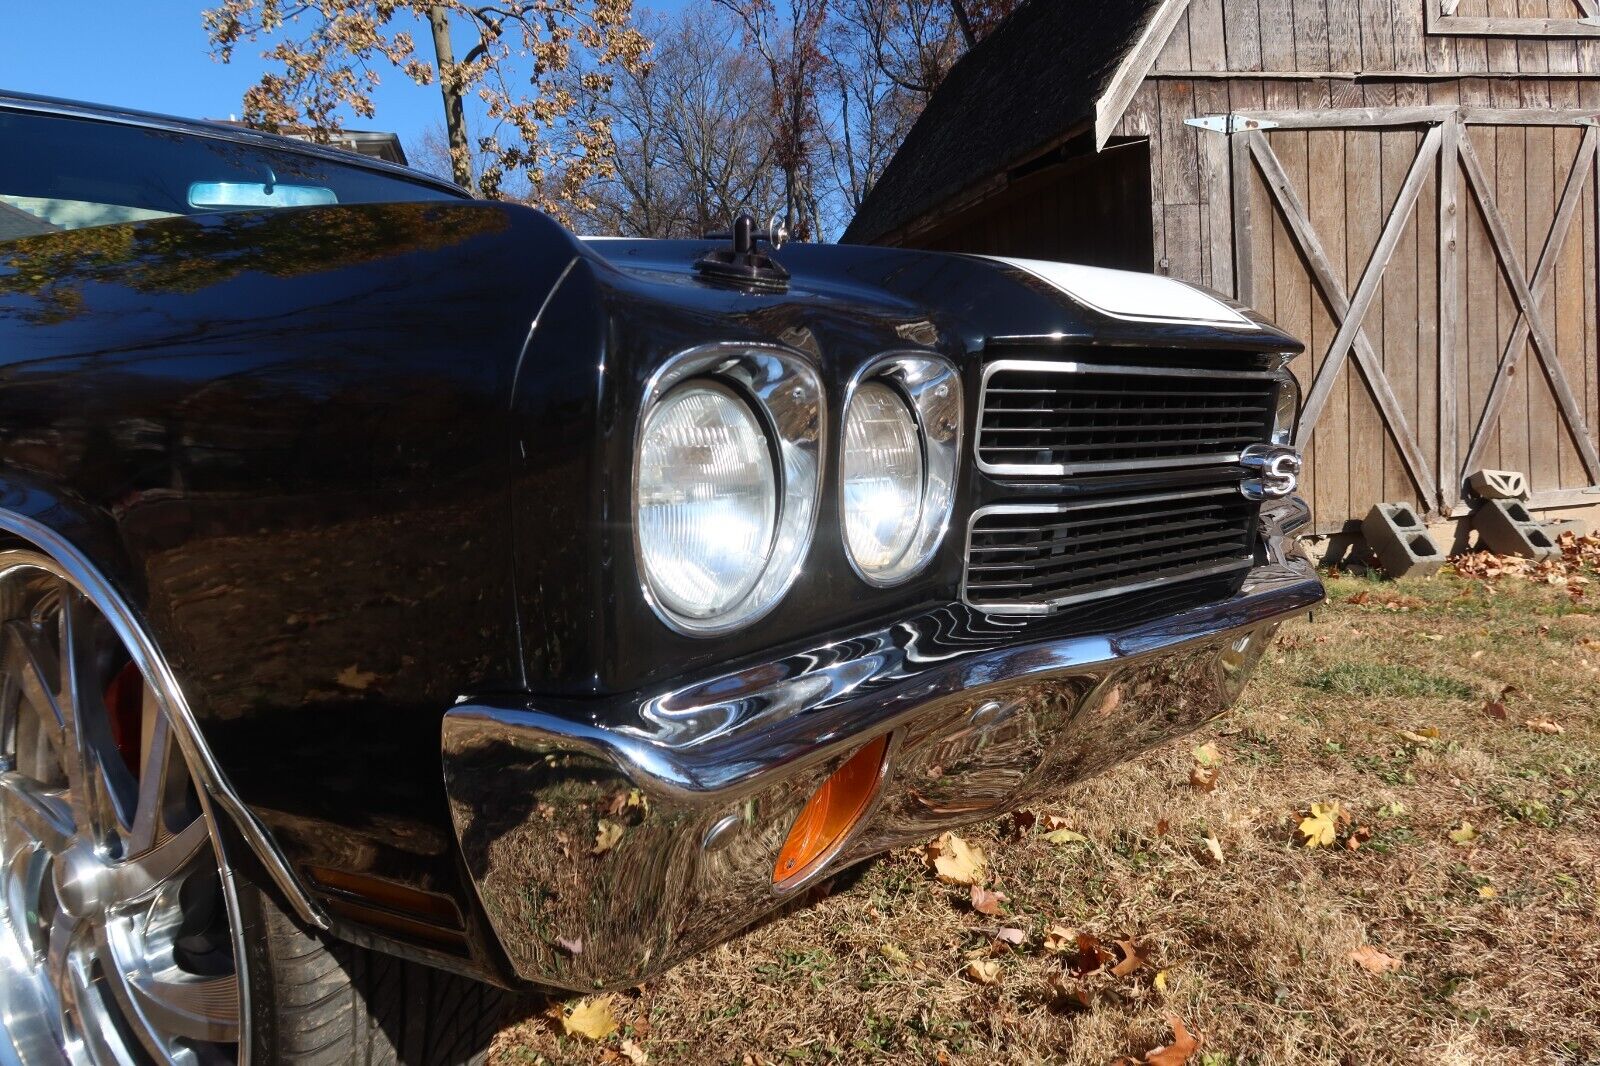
xmin=843 ymin=0 xmax=1600 ymax=536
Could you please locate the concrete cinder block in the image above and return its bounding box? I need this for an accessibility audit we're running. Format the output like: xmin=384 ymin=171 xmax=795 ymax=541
xmin=1467 ymin=468 xmax=1528 ymax=501
xmin=1362 ymin=503 xmax=1446 ymax=579
xmin=1473 ymin=498 xmax=1560 ymax=560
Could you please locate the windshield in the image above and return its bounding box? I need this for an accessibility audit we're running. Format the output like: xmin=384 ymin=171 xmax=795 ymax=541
xmin=0 ymin=108 xmax=461 ymax=241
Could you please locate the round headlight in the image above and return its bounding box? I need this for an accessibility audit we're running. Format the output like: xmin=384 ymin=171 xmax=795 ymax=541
xmin=842 ymin=382 xmax=925 ymax=578
xmin=637 ymin=381 xmax=778 ymax=622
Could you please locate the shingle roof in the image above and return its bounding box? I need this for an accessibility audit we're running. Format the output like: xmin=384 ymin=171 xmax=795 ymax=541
xmin=841 ymin=0 xmax=1168 ymax=245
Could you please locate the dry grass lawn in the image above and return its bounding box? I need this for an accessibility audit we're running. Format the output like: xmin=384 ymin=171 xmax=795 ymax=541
xmin=492 ymin=567 xmax=1600 ymax=1065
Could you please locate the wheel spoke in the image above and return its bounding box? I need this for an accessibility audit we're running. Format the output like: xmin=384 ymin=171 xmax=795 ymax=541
xmin=2 ymin=620 xmax=67 ymax=748
xmin=113 ymin=817 xmax=209 ymax=904
xmin=57 ymin=584 xmax=137 ymax=845
xmin=0 ymin=771 xmax=74 ymax=855
xmin=123 ymin=970 xmax=240 ymax=1045
xmin=127 ymin=707 xmax=176 ymax=856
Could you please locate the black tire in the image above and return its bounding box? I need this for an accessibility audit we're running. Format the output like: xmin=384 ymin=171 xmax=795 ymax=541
xmin=232 ymin=866 xmax=514 ymax=1066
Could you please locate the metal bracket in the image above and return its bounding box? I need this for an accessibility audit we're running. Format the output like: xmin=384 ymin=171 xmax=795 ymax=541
xmin=1187 ymin=114 xmax=1281 ymax=135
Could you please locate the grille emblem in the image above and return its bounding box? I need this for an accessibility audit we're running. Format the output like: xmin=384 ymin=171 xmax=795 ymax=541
xmin=1239 ymin=444 xmax=1302 ymax=501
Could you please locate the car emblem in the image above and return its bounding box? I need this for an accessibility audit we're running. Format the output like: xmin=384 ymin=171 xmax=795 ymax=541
xmin=1239 ymin=443 xmax=1302 ymax=501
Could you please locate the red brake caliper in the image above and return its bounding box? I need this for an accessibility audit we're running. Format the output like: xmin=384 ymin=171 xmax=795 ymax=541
xmin=103 ymin=662 xmax=144 ymax=775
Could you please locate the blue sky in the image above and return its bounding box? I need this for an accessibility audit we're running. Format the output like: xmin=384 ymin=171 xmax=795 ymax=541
xmin=0 ymin=0 xmax=688 ymax=172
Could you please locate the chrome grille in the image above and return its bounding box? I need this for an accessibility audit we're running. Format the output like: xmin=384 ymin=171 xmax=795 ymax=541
xmin=977 ymin=359 xmax=1279 ymax=476
xmin=962 ymin=488 xmax=1257 ymax=616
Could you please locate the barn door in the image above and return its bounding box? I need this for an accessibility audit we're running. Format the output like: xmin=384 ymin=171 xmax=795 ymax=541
xmin=1227 ymin=110 xmax=1600 ymax=531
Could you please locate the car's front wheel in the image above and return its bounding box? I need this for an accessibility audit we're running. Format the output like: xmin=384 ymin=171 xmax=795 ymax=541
xmin=0 ymin=548 xmax=509 ymax=1065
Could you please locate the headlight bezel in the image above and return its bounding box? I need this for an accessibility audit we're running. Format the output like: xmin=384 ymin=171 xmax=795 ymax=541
xmin=632 ymin=343 xmax=825 ymax=637
xmin=839 ymin=352 xmax=963 ymax=587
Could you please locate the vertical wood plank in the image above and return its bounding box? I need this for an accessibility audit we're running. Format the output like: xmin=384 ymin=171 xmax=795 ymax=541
xmin=1382 ymin=128 xmax=1426 ymax=509
xmin=1439 ymin=113 xmax=1464 ymax=508
xmin=1224 ymin=0 xmax=1264 ymax=71
xmin=1156 ymin=6 xmax=1194 ymax=72
xmin=1497 ymin=123 xmax=1532 ymax=478
xmin=1466 ymin=125 xmax=1501 ymax=472
xmin=1195 ymin=80 xmax=1236 ymax=293
xmin=1233 ymin=129 xmax=1257 ymax=304
xmin=1553 ymin=125 xmax=1587 ymax=486
xmin=1527 ymin=117 xmax=1560 ymax=495
xmin=1347 ymin=124 xmax=1386 ymax=518
xmin=1188 ymin=0 xmax=1228 ymax=70
xmin=1326 ymin=0 xmax=1364 ymax=108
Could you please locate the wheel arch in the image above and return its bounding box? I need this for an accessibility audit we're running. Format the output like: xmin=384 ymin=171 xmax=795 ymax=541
xmin=0 ymin=477 xmax=329 ymax=933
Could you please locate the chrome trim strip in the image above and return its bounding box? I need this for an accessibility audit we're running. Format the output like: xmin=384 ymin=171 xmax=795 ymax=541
xmin=960 ymin=487 xmax=1256 ymax=616
xmin=975 ymin=358 xmax=1280 ymax=478
xmin=840 ymin=352 xmax=963 ymax=587
xmin=632 ymin=342 xmax=827 ymax=637
xmin=0 ymin=509 xmax=329 ymax=932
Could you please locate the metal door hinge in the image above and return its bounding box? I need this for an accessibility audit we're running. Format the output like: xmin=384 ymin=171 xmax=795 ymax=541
xmin=1187 ymin=115 xmax=1281 ymax=135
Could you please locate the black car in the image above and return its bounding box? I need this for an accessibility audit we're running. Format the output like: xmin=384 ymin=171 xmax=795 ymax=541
xmin=0 ymin=91 xmax=1322 ymax=1064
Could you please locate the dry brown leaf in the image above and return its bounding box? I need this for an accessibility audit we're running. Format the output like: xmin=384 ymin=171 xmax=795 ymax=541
xmin=1044 ymin=970 xmax=1091 ymax=1010
xmin=1155 ymin=817 xmax=1171 ymax=836
xmin=970 ymin=884 xmax=1008 ymax=916
xmin=1144 ymin=1015 xmax=1201 ymax=1065
xmin=619 ymin=1039 xmax=649 ymax=1065
xmin=335 ymin=665 xmax=379 ymax=691
xmin=1524 ymin=717 xmax=1565 ymax=735
xmin=1188 ymin=764 xmax=1218 ymax=793
xmin=1344 ymin=826 xmax=1373 ymax=852
xmin=1202 ymin=834 xmax=1224 ymax=865
xmin=562 ymin=995 xmax=618 ymax=1041
xmin=965 ymin=958 xmax=1001 ymax=985
xmin=926 ymin=832 xmax=987 ymax=885
xmin=1349 ymin=944 xmax=1402 ymax=974
xmin=593 ymin=820 xmax=624 ymax=855
xmin=1192 ymin=741 xmax=1221 ymax=768
xmin=1110 ymin=938 xmax=1150 ymax=978
xmin=1483 ymin=699 xmax=1509 ymax=721
xmin=992 ymin=926 xmax=1026 ymax=947
xmin=1039 ymin=813 xmax=1072 ymax=831
xmin=1043 ymin=925 xmax=1074 ymax=953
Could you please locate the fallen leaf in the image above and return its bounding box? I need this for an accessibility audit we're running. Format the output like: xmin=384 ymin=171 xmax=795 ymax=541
xmin=1483 ymin=700 xmax=1509 ymax=721
xmin=1110 ymin=938 xmax=1150 ymax=978
xmin=1039 ymin=813 xmax=1072 ymax=831
xmin=562 ymin=996 xmax=618 ymax=1041
xmin=993 ymin=926 xmax=1026 ymax=947
xmin=1349 ymin=945 xmax=1401 ymax=975
xmin=1044 ymin=828 xmax=1088 ymax=846
xmin=1449 ymin=821 xmax=1479 ymax=846
xmin=335 ymin=665 xmax=379 ymax=691
xmin=1478 ymin=885 xmax=1498 ymax=899
xmin=1155 ymin=817 xmax=1171 ymax=837
xmin=1298 ymin=802 xmax=1342 ymax=848
xmin=1399 ymin=729 xmax=1439 ymax=744
xmin=1153 ymin=969 xmax=1169 ymax=993
xmin=619 ymin=1039 xmax=649 ymax=1065
xmin=1075 ymin=933 xmax=1115 ymax=976
xmin=1524 ymin=718 xmax=1565 ymax=735
xmin=970 ymin=884 xmax=1008 ymax=916
xmin=1343 ymin=826 xmax=1373 ymax=852
xmin=1144 ymin=1014 xmax=1200 ymax=1065
xmin=965 ymin=959 xmax=1001 ymax=985
xmin=1202 ymin=834 xmax=1224 ymax=864
xmin=926 ymin=832 xmax=987 ymax=885
xmin=593 ymin=820 xmax=624 ymax=855
xmin=1188 ymin=764 xmax=1218 ymax=793
xmin=555 ymin=934 xmax=584 ymax=956
xmin=1192 ymin=742 xmax=1221 ymax=768
xmin=1043 ymin=925 xmax=1074 ymax=953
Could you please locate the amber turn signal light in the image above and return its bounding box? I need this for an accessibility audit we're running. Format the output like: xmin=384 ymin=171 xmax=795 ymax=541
xmin=773 ymin=734 xmax=889 ymax=886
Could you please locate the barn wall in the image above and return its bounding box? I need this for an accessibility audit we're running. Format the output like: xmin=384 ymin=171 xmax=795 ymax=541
xmin=1151 ymin=0 xmax=1599 ymax=79
xmin=1117 ymin=69 xmax=1600 ymax=530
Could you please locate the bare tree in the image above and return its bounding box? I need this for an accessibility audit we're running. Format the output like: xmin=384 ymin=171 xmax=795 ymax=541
xmin=575 ymin=6 xmax=785 ymax=237
xmin=203 ymin=0 xmax=649 ymax=222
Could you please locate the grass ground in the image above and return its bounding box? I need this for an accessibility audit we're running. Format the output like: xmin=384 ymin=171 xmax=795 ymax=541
xmin=492 ymin=566 xmax=1600 ymax=1065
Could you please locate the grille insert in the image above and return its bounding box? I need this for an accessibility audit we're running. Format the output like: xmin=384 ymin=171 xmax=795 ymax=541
xmin=963 ymin=487 xmax=1257 ymax=615
xmin=977 ymin=360 xmax=1279 ymax=475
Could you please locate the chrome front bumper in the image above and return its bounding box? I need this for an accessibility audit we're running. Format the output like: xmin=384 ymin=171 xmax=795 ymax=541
xmin=442 ymin=518 xmax=1323 ymax=990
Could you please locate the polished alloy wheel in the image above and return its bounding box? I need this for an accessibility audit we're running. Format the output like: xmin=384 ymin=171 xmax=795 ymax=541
xmin=0 ymin=551 xmax=240 ymax=1065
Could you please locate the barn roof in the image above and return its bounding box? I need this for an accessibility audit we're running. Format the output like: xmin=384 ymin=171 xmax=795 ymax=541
xmin=842 ymin=0 xmax=1177 ymax=246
